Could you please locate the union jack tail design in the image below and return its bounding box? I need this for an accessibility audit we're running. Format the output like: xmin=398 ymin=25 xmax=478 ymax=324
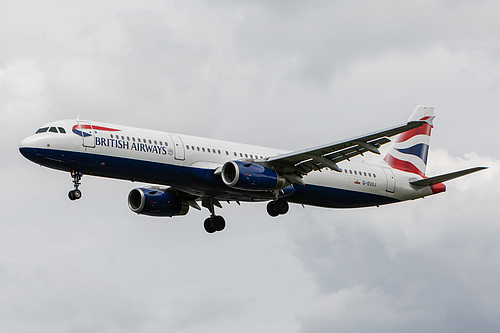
xmin=383 ymin=105 xmax=435 ymax=177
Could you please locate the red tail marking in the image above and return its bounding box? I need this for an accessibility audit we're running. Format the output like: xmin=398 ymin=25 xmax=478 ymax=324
xmin=383 ymin=154 xmax=425 ymax=177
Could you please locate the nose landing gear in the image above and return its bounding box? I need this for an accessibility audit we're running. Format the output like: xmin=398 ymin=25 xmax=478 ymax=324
xmin=68 ymin=171 xmax=83 ymax=201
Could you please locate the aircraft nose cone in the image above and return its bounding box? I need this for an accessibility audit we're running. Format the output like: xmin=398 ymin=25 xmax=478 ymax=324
xmin=19 ymin=135 xmax=40 ymax=161
xmin=19 ymin=135 xmax=34 ymax=148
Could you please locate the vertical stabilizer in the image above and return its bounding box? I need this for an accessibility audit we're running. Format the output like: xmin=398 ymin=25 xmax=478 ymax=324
xmin=383 ymin=105 xmax=435 ymax=177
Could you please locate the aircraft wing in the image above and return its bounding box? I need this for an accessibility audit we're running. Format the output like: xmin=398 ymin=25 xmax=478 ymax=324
xmin=265 ymin=121 xmax=427 ymax=181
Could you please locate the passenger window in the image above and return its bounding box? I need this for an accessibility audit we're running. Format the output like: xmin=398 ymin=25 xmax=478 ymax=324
xmin=122 ymin=136 xmax=125 ymax=140
xmin=373 ymin=174 xmax=377 ymax=178
xmin=186 ymin=145 xmax=190 ymax=149
xmin=218 ymin=150 xmax=221 ymax=154
xmin=127 ymin=137 xmax=130 ymax=141
xmin=349 ymin=170 xmax=353 ymax=174
xmin=58 ymin=127 xmax=66 ymax=133
xmin=354 ymin=171 xmax=357 ymax=175
xmin=110 ymin=134 xmax=114 ymax=138
xmin=149 ymin=140 xmax=152 ymax=144
xmin=364 ymin=172 xmax=367 ymax=176
xmin=132 ymin=137 xmax=136 ymax=142
xmin=202 ymin=148 xmax=205 ymax=152
xmin=197 ymin=147 xmax=200 ymax=151
xmin=154 ymin=140 xmax=157 ymax=145
xmin=226 ymin=151 xmax=229 ymax=155
xmin=368 ymin=173 xmax=372 ymax=177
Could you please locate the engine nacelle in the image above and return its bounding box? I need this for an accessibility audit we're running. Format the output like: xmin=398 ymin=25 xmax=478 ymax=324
xmin=128 ymin=188 xmax=189 ymax=217
xmin=221 ymin=160 xmax=287 ymax=191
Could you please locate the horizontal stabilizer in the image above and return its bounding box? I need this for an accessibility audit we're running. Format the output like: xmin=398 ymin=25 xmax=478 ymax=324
xmin=410 ymin=167 xmax=488 ymax=186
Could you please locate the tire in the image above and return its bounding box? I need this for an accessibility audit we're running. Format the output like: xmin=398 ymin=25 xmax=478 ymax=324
xmin=267 ymin=201 xmax=279 ymax=217
xmin=275 ymin=199 xmax=289 ymax=215
xmin=73 ymin=189 xmax=82 ymax=200
xmin=214 ymin=215 xmax=226 ymax=231
xmin=204 ymin=218 xmax=216 ymax=233
xmin=68 ymin=190 xmax=76 ymax=201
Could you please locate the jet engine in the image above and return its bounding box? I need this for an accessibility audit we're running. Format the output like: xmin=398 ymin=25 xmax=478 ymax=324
xmin=221 ymin=160 xmax=287 ymax=191
xmin=128 ymin=188 xmax=189 ymax=217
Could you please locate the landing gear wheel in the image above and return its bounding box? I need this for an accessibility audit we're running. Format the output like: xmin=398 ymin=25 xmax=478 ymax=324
xmin=204 ymin=218 xmax=217 ymax=233
xmin=267 ymin=199 xmax=289 ymax=217
xmin=213 ymin=215 xmax=226 ymax=231
xmin=68 ymin=189 xmax=82 ymax=201
xmin=275 ymin=199 xmax=289 ymax=215
xmin=204 ymin=215 xmax=226 ymax=233
xmin=73 ymin=189 xmax=82 ymax=200
xmin=267 ymin=201 xmax=280 ymax=217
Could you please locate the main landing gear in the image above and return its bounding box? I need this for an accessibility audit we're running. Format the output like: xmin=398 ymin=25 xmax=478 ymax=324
xmin=204 ymin=215 xmax=226 ymax=234
xmin=202 ymin=197 xmax=226 ymax=233
xmin=68 ymin=170 xmax=83 ymax=201
xmin=267 ymin=199 xmax=289 ymax=217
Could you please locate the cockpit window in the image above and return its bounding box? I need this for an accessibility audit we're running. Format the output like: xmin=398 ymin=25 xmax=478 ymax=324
xmin=36 ymin=127 xmax=49 ymax=134
xmin=36 ymin=126 xmax=67 ymax=134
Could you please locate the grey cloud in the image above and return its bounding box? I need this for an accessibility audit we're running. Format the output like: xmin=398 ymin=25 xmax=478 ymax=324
xmin=233 ymin=0 xmax=500 ymax=85
xmin=2 ymin=1 xmax=500 ymax=332
xmin=290 ymin=152 xmax=500 ymax=332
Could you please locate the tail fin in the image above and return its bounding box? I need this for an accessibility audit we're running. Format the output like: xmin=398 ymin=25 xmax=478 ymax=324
xmin=383 ymin=105 xmax=435 ymax=177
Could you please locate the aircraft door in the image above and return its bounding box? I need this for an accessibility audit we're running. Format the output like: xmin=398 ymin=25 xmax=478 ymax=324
xmin=170 ymin=134 xmax=185 ymax=160
xmin=382 ymin=167 xmax=396 ymax=193
xmin=77 ymin=121 xmax=96 ymax=148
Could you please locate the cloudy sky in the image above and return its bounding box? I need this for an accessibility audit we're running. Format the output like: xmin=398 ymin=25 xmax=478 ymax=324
xmin=1 ymin=0 xmax=500 ymax=331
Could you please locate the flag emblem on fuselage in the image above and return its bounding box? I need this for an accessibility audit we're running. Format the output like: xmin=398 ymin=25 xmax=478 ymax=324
xmin=72 ymin=124 xmax=121 ymax=137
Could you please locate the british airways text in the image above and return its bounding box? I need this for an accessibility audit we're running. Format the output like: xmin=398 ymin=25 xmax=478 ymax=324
xmin=95 ymin=137 xmax=168 ymax=155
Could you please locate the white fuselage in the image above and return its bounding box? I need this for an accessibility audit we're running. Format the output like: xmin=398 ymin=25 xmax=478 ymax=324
xmin=19 ymin=119 xmax=439 ymax=209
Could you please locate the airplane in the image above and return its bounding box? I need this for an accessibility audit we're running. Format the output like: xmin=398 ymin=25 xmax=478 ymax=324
xmin=19 ymin=106 xmax=486 ymax=233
